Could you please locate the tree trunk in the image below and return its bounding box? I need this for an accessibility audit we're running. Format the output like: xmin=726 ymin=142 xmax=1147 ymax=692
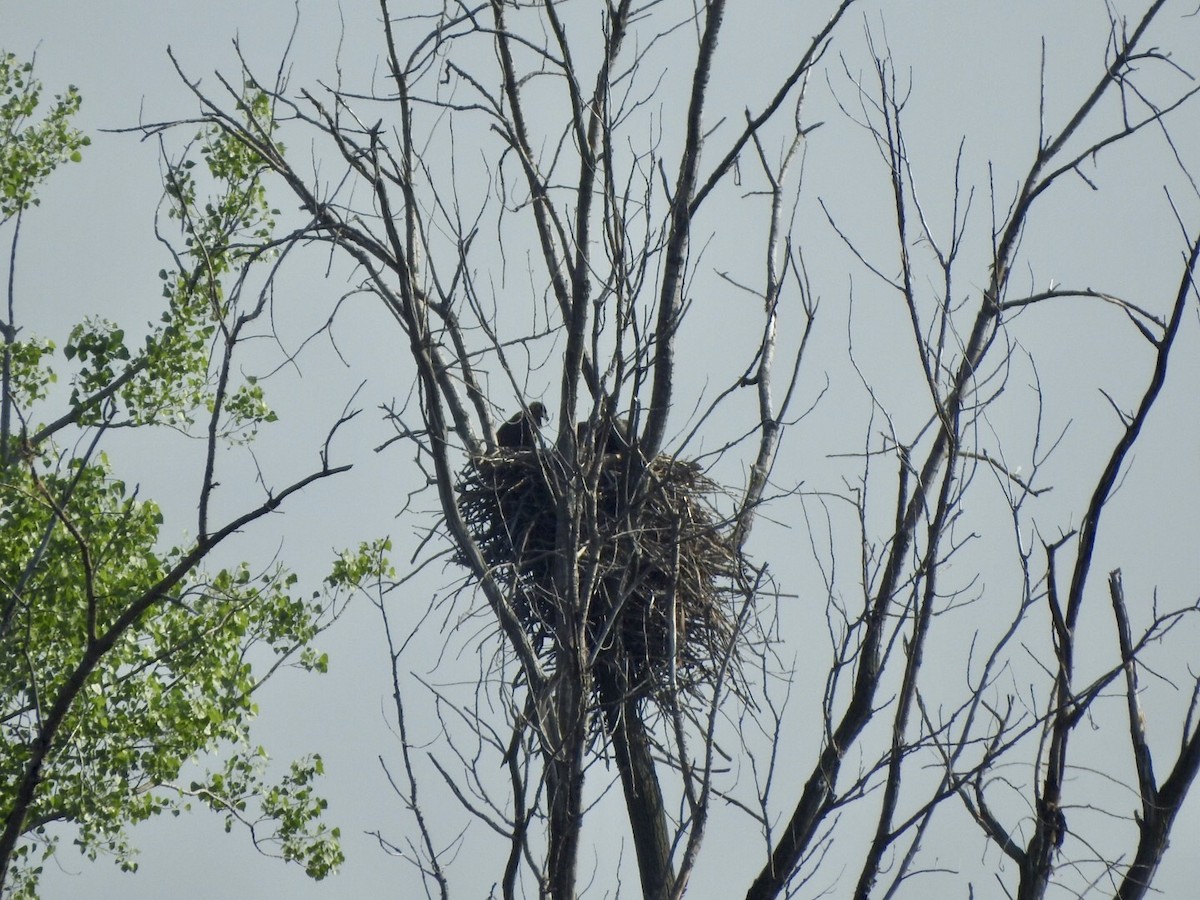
xmin=599 ymin=668 xmax=675 ymax=900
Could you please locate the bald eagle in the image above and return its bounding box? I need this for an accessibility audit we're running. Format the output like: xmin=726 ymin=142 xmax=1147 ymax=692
xmin=497 ymin=402 xmax=548 ymax=449
xmin=576 ymin=415 xmax=633 ymax=455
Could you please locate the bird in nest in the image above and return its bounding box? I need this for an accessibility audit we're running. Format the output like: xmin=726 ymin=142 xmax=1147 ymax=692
xmin=497 ymin=402 xmax=549 ymax=449
xmin=576 ymin=415 xmax=633 ymax=455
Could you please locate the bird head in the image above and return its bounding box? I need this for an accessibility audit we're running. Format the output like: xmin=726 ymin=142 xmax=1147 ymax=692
xmin=528 ymin=402 xmax=549 ymax=425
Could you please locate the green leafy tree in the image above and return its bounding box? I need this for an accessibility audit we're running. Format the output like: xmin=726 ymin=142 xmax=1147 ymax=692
xmin=0 ymin=56 xmax=368 ymax=896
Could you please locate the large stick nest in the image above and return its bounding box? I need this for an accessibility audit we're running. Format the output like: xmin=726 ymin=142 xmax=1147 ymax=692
xmin=455 ymin=446 xmax=745 ymax=708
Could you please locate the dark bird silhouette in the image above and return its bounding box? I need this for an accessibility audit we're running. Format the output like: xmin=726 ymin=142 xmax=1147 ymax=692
xmin=497 ymin=402 xmax=549 ymax=449
xmin=575 ymin=415 xmax=633 ymax=455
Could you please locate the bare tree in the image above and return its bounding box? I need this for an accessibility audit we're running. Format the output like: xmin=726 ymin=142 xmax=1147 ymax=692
xmin=158 ymin=1 xmax=1200 ymax=897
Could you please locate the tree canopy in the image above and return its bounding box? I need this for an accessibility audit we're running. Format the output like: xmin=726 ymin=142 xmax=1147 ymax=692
xmin=0 ymin=54 xmax=376 ymax=896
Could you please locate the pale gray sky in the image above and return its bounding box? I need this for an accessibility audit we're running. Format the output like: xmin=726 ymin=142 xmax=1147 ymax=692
xmin=5 ymin=2 xmax=1200 ymax=898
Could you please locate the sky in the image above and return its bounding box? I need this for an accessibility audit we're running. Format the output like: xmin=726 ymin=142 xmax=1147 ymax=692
xmin=5 ymin=1 xmax=1200 ymax=898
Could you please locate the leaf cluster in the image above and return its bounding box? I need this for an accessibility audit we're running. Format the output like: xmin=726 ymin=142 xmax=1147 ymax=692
xmin=0 ymin=448 xmax=350 ymax=890
xmin=0 ymin=52 xmax=88 ymax=223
